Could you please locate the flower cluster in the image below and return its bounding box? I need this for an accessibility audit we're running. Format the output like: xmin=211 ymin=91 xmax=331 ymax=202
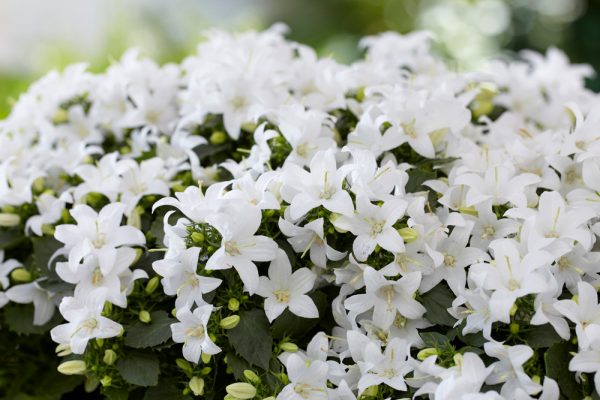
xmin=0 ymin=25 xmax=599 ymax=399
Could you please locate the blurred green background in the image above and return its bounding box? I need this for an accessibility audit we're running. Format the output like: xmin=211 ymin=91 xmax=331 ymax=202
xmin=1 ymin=0 xmax=599 ymax=118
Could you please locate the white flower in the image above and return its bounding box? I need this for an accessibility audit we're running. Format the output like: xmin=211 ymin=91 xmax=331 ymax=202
xmin=278 ymin=353 xmax=329 ymax=400
xmin=344 ymin=267 xmax=425 ymax=329
xmin=171 ymin=305 xmax=221 ymax=363
xmin=25 ymin=192 xmax=71 ymax=236
xmin=6 ymin=281 xmax=56 ymax=325
xmin=50 ymin=289 xmax=122 ymax=354
xmin=0 ymin=250 xmax=20 ymax=290
xmin=355 ymin=337 xmax=412 ymax=393
xmin=118 ymin=157 xmax=170 ymax=215
xmin=152 ymin=247 xmax=222 ymax=309
xmin=206 ymin=204 xmax=278 ymax=294
xmin=332 ymin=195 xmax=407 ymax=261
xmin=278 ymin=217 xmax=346 ymax=268
xmin=569 ymin=325 xmax=600 ymax=391
xmin=553 ymin=281 xmax=600 ymax=350
xmin=256 ymin=250 xmax=318 ymax=322
xmin=54 ymin=202 xmax=146 ymax=274
xmin=280 ymin=149 xmax=354 ymax=220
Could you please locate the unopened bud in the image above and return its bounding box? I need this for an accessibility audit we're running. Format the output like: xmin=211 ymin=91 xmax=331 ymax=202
xmin=32 ymin=177 xmax=45 ymax=193
xmin=201 ymin=367 xmax=212 ymax=375
xmin=226 ymin=382 xmax=257 ymax=399
xmin=189 ymin=376 xmax=205 ymax=396
xmin=363 ymin=385 xmax=379 ymax=397
xmin=191 ymin=231 xmax=205 ymax=243
xmin=509 ymin=303 xmax=518 ymax=317
xmin=103 ymin=349 xmax=117 ymax=365
xmin=100 ymin=375 xmax=112 ymax=387
xmin=57 ymin=360 xmax=87 ymax=375
xmin=55 ymin=344 xmax=72 ymax=357
xmin=243 ymin=369 xmax=261 ymax=385
xmin=139 ymin=310 xmax=151 ymax=323
xmin=85 ymin=377 xmax=99 ymax=392
xmin=220 ymin=315 xmax=240 ymax=329
xmin=0 ymin=213 xmax=20 ymax=227
xmin=201 ymin=353 xmax=212 ymax=364
xmin=11 ymin=268 xmax=31 ymax=283
xmin=510 ymin=322 xmax=519 ymax=335
xmin=398 ymin=227 xmax=419 ymax=243
xmin=279 ymin=342 xmax=298 ymax=353
xmin=132 ymin=248 xmax=143 ymax=265
xmin=209 ymin=131 xmax=228 ymax=145
xmin=176 ymin=358 xmax=193 ymax=374
xmin=417 ymin=348 xmax=439 ymax=361
xmin=127 ymin=207 xmax=143 ymax=229
xmin=228 ymin=298 xmax=240 ymax=311
xmin=52 ymin=108 xmax=69 ymax=124
xmin=145 ymin=276 xmax=160 ymax=294
xmin=453 ymin=353 xmax=463 ymax=367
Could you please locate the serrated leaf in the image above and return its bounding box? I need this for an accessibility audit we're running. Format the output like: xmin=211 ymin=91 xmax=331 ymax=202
xmin=521 ymin=324 xmax=561 ymax=349
xmin=124 ymin=311 xmax=174 ymax=349
xmin=420 ymin=283 xmax=456 ymax=327
xmin=228 ymin=309 xmax=273 ymax=370
xmin=420 ymin=332 xmax=453 ymax=352
xmin=116 ymin=351 xmax=160 ymax=387
xmin=544 ymin=342 xmax=583 ymax=399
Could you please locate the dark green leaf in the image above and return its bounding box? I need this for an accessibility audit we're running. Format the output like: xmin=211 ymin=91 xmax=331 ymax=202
xmin=458 ymin=346 xmax=484 ymax=355
xmin=228 ymin=309 xmax=273 ymax=370
xmin=116 ymin=351 xmax=160 ymax=387
xmin=521 ymin=324 xmax=562 ymax=349
xmin=458 ymin=330 xmax=487 ymax=348
xmin=124 ymin=311 xmax=174 ymax=349
xmin=144 ymin=381 xmax=189 ymax=400
xmin=194 ymin=144 xmax=230 ymax=161
xmin=544 ymin=342 xmax=583 ymax=400
xmin=421 ymin=332 xmax=453 ymax=352
xmin=226 ymin=352 xmax=252 ymax=381
xmin=32 ymin=235 xmax=63 ymax=275
xmin=3 ymin=303 xmax=62 ymax=335
xmin=420 ymin=283 xmax=456 ymax=327
xmin=0 ymin=228 xmax=26 ymax=250
xmin=406 ymin=168 xmax=436 ymax=193
xmin=104 ymin=387 xmax=130 ymax=400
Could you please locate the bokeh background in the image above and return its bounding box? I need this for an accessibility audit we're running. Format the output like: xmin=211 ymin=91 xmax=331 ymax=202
xmin=1 ymin=0 xmax=599 ymax=118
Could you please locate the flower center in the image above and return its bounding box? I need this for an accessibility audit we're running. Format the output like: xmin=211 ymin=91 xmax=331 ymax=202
xmin=273 ymin=289 xmax=290 ymax=303
xmin=186 ymin=325 xmax=206 ymax=339
xmin=224 ymin=241 xmax=242 ymax=256
xmin=370 ymin=220 xmax=385 ymax=237
xmin=91 ymin=267 xmax=104 ymax=286
xmin=443 ymin=253 xmax=456 ymax=267
xmin=482 ymin=225 xmax=495 ymax=238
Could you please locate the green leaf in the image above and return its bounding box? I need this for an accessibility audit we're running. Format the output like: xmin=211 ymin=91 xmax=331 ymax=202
xmin=2 ymin=303 xmax=62 ymax=335
xmin=32 ymin=235 xmax=63 ymax=275
xmin=521 ymin=324 xmax=562 ymax=349
xmin=104 ymin=387 xmax=130 ymax=400
xmin=271 ymin=291 xmax=328 ymax=340
xmin=420 ymin=332 xmax=453 ymax=352
xmin=124 ymin=311 xmax=174 ymax=349
xmin=226 ymin=352 xmax=252 ymax=381
xmin=0 ymin=227 xmax=26 ymax=250
xmin=144 ymin=381 xmax=189 ymax=400
xmin=116 ymin=351 xmax=160 ymax=387
xmin=228 ymin=309 xmax=273 ymax=370
xmin=406 ymin=168 xmax=437 ymax=193
xmin=544 ymin=342 xmax=583 ymax=399
xmin=420 ymin=283 xmax=456 ymax=327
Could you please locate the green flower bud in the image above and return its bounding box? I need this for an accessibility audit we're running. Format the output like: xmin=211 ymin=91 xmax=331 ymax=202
xmin=127 ymin=207 xmax=143 ymax=229
xmin=191 ymin=231 xmax=205 ymax=243
xmin=41 ymin=224 xmax=55 ymax=236
xmin=100 ymin=375 xmax=112 ymax=387
xmin=201 ymin=367 xmax=212 ymax=376
xmin=95 ymin=338 xmax=104 ymax=347
xmin=397 ymin=227 xmax=419 ymax=243
xmin=85 ymin=377 xmax=99 ymax=392
xmin=510 ymin=322 xmax=519 ymax=335
xmin=32 ymin=177 xmax=45 ymax=193
xmin=103 ymin=349 xmax=118 ymax=365
xmin=279 ymin=342 xmax=298 ymax=353
xmin=224 ymin=395 xmax=237 ymax=400
xmin=417 ymin=348 xmax=439 ymax=361
xmin=176 ymin=358 xmax=193 ymax=374
xmin=0 ymin=213 xmax=20 ymax=227
xmin=145 ymin=276 xmax=160 ymax=294
xmin=52 ymin=108 xmax=69 ymax=124
xmin=243 ymin=369 xmax=261 ymax=385
xmin=209 ymin=131 xmax=228 ymax=145
xmin=139 ymin=310 xmax=151 ymax=323
xmin=220 ymin=315 xmax=240 ymax=329
xmin=189 ymin=376 xmax=205 ymax=396
xmin=532 ymin=375 xmax=541 ymax=385
xmin=132 ymin=248 xmax=143 ymax=265
xmin=453 ymin=353 xmax=463 ymax=367
xmin=57 ymin=360 xmax=87 ymax=375
xmin=226 ymin=382 xmax=257 ymax=399
xmin=228 ymin=298 xmax=240 ymax=311
xmin=201 ymin=353 xmax=212 ymax=364
xmin=10 ymin=268 xmax=32 ymax=283
xmin=509 ymin=303 xmax=518 ymax=317
xmin=172 ymin=308 xmax=177 ymax=317
xmin=103 ymin=302 xmax=113 ymax=316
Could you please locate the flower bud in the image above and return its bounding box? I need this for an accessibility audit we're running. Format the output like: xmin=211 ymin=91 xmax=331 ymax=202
xmin=417 ymin=348 xmax=439 ymax=361
xmin=100 ymin=375 xmax=112 ymax=387
xmin=127 ymin=207 xmax=143 ymax=229
xmin=52 ymin=108 xmax=69 ymax=124
xmin=363 ymin=385 xmax=378 ymax=397
xmin=145 ymin=276 xmax=160 ymax=294
xmin=57 ymin=360 xmax=87 ymax=375
xmin=201 ymin=367 xmax=212 ymax=376
xmin=220 ymin=315 xmax=240 ymax=329
xmin=228 ymin=298 xmax=240 ymax=311
xmin=397 ymin=227 xmax=419 ymax=243
xmin=191 ymin=231 xmax=205 ymax=243
xmin=103 ymin=349 xmax=118 ymax=365
xmin=243 ymin=370 xmax=260 ymax=385
xmin=226 ymin=382 xmax=257 ymax=399
xmin=132 ymin=248 xmax=143 ymax=265
xmin=32 ymin=177 xmax=45 ymax=193
xmin=209 ymin=131 xmax=228 ymax=145
xmin=453 ymin=353 xmax=463 ymax=367
xmin=10 ymin=268 xmax=32 ymax=283
xmin=509 ymin=303 xmax=518 ymax=317
xmin=41 ymin=224 xmax=55 ymax=236
xmin=201 ymin=353 xmax=212 ymax=364
xmin=85 ymin=377 xmax=99 ymax=392
xmin=139 ymin=310 xmax=151 ymax=323
xmin=95 ymin=338 xmax=104 ymax=347
xmin=55 ymin=344 xmax=72 ymax=357
xmin=176 ymin=358 xmax=193 ymax=375
xmin=189 ymin=376 xmax=205 ymax=396
xmin=509 ymin=322 xmax=519 ymax=335
xmin=279 ymin=342 xmax=298 ymax=353
xmin=0 ymin=213 xmax=20 ymax=227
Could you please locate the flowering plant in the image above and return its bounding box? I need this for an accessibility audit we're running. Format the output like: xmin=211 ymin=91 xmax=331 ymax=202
xmin=0 ymin=25 xmax=599 ymax=399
